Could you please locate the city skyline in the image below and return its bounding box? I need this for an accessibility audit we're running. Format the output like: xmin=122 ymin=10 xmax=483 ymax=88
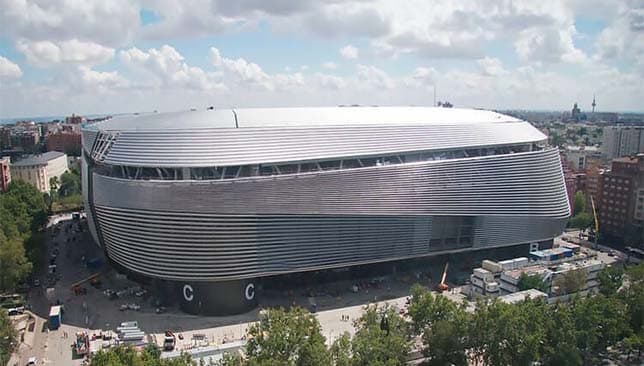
xmin=0 ymin=0 xmax=643 ymax=118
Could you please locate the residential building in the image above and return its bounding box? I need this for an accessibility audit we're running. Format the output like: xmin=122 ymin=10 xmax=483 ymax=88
xmin=0 ymin=127 xmax=11 ymax=149
xmin=597 ymin=155 xmax=644 ymax=238
xmin=65 ymin=114 xmax=83 ymax=125
xmin=563 ymin=145 xmax=601 ymax=171
xmin=11 ymin=131 xmax=40 ymax=151
xmin=45 ymin=132 xmax=82 ymax=156
xmin=602 ymin=126 xmax=644 ymax=159
xmin=0 ymin=156 xmax=10 ymax=192
xmin=585 ymin=160 xmax=604 ymax=209
xmin=11 ymin=151 xmax=68 ymax=193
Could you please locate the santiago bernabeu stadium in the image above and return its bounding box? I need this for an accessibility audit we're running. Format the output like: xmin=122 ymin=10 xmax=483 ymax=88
xmin=81 ymin=106 xmax=570 ymax=315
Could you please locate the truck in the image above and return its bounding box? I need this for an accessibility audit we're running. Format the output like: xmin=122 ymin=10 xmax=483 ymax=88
xmin=49 ymin=305 xmax=62 ymax=330
xmin=163 ymin=330 xmax=176 ymax=351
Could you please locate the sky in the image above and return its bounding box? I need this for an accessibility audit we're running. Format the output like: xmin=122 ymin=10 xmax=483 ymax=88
xmin=0 ymin=0 xmax=643 ymax=118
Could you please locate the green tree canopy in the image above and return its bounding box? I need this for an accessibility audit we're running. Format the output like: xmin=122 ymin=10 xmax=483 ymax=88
xmin=552 ymin=269 xmax=587 ymax=296
xmin=0 ymin=309 xmax=17 ymax=366
xmin=58 ymin=169 xmax=81 ymax=197
xmin=89 ymin=345 xmax=195 ymax=366
xmin=597 ymin=265 xmax=624 ymax=296
xmin=573 ymin=191 xmax=586 ymax=215
xmin=0 ymin=180 xmax=48 ymax=291
xmin=244 ymin=307 xmax=330 ymax=366
xmin=517 ymin=273 xmax=549 ymax=292
xmin=350 ymin=304 xmax=410 ymax=366
xmin=569 ymin=212 xmax=592 ymax=229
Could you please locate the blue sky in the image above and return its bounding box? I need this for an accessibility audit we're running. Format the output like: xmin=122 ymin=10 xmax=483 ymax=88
xmin=0 ymin=0 xmax=642 ymax=118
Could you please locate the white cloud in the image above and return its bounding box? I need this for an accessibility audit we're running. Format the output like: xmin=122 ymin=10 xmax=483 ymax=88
xmin=16 ymin=39 xmax=115 ymax=67
xmin=313 ymin=73 xmax=347 ymax=90
xmin=0 ymin=0 xmax=139 ymax=46
xmin=340 ymin=45 xmax=359 ymax=60
xmin=322 ymin=61 xmax=337 ymax=70
xmin=76 ymin=66 xmax=129 ymax=91
xmin=594 ymin=3 xmax=644 ymax=74
xmin=0 ymin=56 xmax=23 ymax=80
xmin=514 ymin=25 xmax=587 ymax=64
xmin=403 ymin=67 xmax=438 ymax=88
xmin=356 ymin=64 xmax=395 ymax=89
xmin=210 ymin=47 xmax=312 ymax=91
xmin=477 ymin=57 xmax=506 ymax=76
xmin=121 ymin=45 xmax=226 ymax=91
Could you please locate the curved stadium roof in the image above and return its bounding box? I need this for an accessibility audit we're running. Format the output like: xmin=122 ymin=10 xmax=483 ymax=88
xmin=82 ymin=106 xmax=545 ymax=167
xmin=88 ymin=106 xmax=521 ymax=131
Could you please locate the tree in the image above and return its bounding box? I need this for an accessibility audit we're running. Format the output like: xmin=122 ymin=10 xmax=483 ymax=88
xmin=597 ymin=265 xmax=624 ymax=296
xmin=407 ymin=284 xmax=462 ymax=334
xmin=540 ymin=304 xmax=583 ymax=366
xmin=350 ymin=304 xmax=410 ymax=366
xmin=550 ymin=132 xmax=565 ymax=147
xmin=552 ymin=269 xmax=587 ymax=295
xmin=0 ymin=231 xmax=32 ymax=291
xmin=423 ymin=319 xmax=468 ymax=366
xmin=468 ymin=298 xmax=549 ymax=366
xmin=569 ymin=212 xmax=592 ymax=229
xmin=623 ymin=263 xmax=644 ymax=345
xmin=406 ymin=285 xmax=468 ymax=365
xmin=244 ymin=307 xmax=330 ymax=366
xmin=573 ymin=191 xmax=586 ymax=216
xmin=58 ymin=170 xmax=81 ymax=197
xmin=329 ymin=333 xmax=351 ymax=366
xmin=0 ymin=309 xmax=17 ymax=366
xmin=49 ymin=176 xmax=60 ymax=199
xmin=89 ymin=345 xmax=195 ymax=365
xmin=0 ymin=180 xmax=48 ymax=291
xmin=571 ymin=295 xmax=629 ymax=363
xmin=517 ymin=273 xmax=548 ymax=292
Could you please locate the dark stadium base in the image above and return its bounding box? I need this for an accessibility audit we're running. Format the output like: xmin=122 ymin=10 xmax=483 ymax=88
xmin=105 ymin=239 xmax=552 ymax=316
xmin=103 ymin=255 xmax=257 ymax=315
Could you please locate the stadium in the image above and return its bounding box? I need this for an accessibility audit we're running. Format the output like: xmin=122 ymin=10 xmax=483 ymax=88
xmin=81 ymin=106 xmax=570 ymax=315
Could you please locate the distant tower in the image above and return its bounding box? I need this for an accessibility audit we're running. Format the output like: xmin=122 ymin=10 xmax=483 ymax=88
xmin=592 ymin=95 xmax=596 ymax=113
xmin=572 ymin=102 xmax=581 ymax=119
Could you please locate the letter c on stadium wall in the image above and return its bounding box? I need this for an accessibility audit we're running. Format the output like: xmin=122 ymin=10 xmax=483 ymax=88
xmin=183 ymin=284 xmax=194 ymax=301
xmin=245 ymin=283 xmax=255 ymax=300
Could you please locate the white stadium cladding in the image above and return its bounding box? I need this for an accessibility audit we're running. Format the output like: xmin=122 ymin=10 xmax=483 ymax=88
xmin=81 ymin=106 xmax=570 ymax=314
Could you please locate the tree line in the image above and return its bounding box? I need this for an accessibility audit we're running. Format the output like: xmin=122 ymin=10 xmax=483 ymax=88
xmin=89 ymin=263 xmax=644 ymax=366
xmin=47 ymin=167 xmax=82 ymax=213
xmin=0 ymin=180 xmax=48 ymax=292
xmin=0 ymin=180 xmax=49 ymax=365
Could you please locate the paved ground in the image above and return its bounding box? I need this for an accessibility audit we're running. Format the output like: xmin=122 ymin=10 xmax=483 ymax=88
xmin=8 ymin=217 xmax=623 ymax=365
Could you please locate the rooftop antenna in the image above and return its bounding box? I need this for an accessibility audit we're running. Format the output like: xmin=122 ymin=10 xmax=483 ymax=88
xmin=433 ymin=85 xmax=437 ymax=107
xmin=232 ymin=108 xmax=239 ymax=128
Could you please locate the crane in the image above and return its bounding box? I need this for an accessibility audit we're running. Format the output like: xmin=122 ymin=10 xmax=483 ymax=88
xmin=436 ymin=262 xmax=449 ymax=292
xmin=590 ymin=195 xmax=599 ymax=249
xmin=70 ymin=273 xmax=100 ymax=295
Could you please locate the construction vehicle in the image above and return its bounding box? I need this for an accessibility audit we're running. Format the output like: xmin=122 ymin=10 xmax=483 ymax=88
xmin=70 ymin=273 xmax=100 ymax=295
xmin=436 ymin=262 xmax=449 ymax=292
xmin=163 ymin=330 xmax=176 ymax=351
xmin=74 ymin=332 xmax=90 ymax=356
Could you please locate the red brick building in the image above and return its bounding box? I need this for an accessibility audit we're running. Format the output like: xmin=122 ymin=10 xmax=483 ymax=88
xmin=45 ymin=132 xmax=82 ymax=156
xmin=0 ymin=156 xmax=10 ymax=192
xmin=597 ymin=155 xmax=644 ymax=239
